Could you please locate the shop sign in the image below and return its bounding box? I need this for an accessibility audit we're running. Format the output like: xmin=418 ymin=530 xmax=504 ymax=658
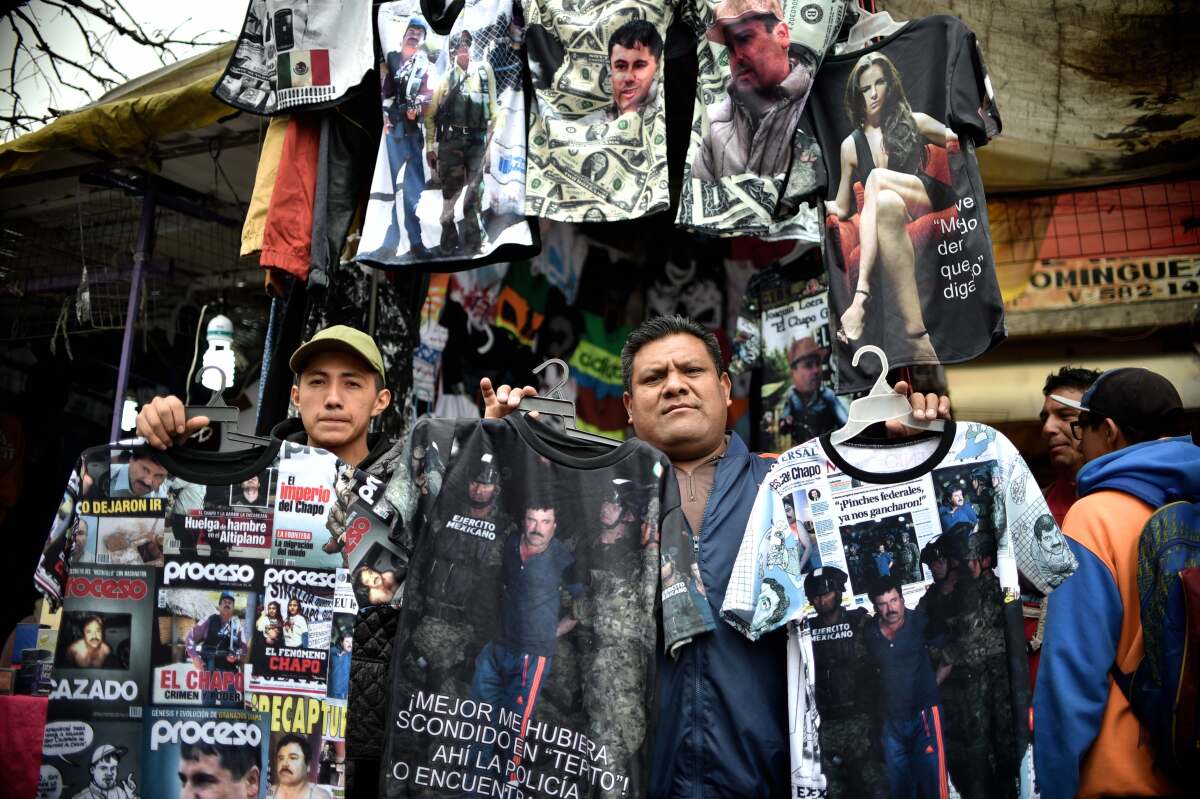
xmin=1006 ymin=254 xmax=1200 ymax=311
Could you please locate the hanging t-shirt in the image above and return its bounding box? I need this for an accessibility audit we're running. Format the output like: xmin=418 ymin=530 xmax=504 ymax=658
xmin=804 ymin=15 xmax=1005 ymax=392
xmin=720 ymin=422 xmax=1077 ymax=799
xmin=380 ymin=413 xmax=713 ymax=797
xmin=522 ymin=0 xmax=673 ymax=221
xmin=676 ymin=0 xmax=844 ymax=240
xmin=728 ymin=248 xmax=844 ymax=453
xmin=214 ymin=0 xmax=375 ymax=115
xmin=357 ymin=0 xmax=538 ymax=270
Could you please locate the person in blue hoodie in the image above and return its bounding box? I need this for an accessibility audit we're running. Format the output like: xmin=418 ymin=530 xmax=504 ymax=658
xmin=1034 ymin=367 xmax=1197 ymax=799
xmin=484 ymin=315 xmax=952 ymax=798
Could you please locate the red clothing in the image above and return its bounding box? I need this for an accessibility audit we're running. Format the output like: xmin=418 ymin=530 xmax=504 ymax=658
xmin=1042 ymin=476 xmax=1077 ymax=528
xmin=260 ymin=114 xmax=320 ymax=280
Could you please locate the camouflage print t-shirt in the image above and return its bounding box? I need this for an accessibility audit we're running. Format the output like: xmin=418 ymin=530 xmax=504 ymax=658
xmin=522 ymin=0 xmax=674 ymax=222
xmin=381 ymin=413 xmax=713 ymax=797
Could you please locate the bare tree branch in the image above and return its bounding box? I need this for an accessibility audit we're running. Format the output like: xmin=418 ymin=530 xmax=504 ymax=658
xmin=44 ymin=0 xmax=130 ymax=82
xmin=1 ymin=1 xmax=231 ymax=141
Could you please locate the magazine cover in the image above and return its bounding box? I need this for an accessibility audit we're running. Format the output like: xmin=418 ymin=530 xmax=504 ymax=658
xmin=143 ymin=706 xmax=269 ymax=799
xmin=78 ymin=448 xmax=171 ymax=567
xmin=326 ymin=574 xmax=356 ymax=704
xmin=248 ymin=566 xmax=337 ymax=697
xmin=50 ymin=563 xmax=154 ymax=710
xmin=326 ymin=464 xmax=406 ymax=608
xmin=271 ymin=444 xmax=342 ymax=568
xmin=152 ymin=557 xmax=263 ymax=707
xmin=317 ymin=695 xmax=348 ymax=797
xmin=163 ymin=469 xmax=276 ymax=560
xmin=40 ymin=708 xmax=143 ymax=799
xmin=249 ymin=693 xmax=344 ymax=798
xmin=357 ymin=0 xmax=533 ymax=267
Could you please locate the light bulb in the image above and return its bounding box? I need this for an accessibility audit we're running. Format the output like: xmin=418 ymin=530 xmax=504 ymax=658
xmin=201 ymin=314 xmax=236 ymax=393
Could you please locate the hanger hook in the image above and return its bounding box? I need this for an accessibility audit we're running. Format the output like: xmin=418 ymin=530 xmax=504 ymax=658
xmin=532 ymin=358 xmax=570 ymax=400
xmin=196 ymin=365 xmax=229 ymax=404
xmin=850 ymin=345 xmax=892 ymax=394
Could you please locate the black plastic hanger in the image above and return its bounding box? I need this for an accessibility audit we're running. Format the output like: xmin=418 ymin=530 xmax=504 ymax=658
xmin=185 ymin=366 xmax=274 ymax=452
xmin=518 ymin=358 xmax=622 ymax=447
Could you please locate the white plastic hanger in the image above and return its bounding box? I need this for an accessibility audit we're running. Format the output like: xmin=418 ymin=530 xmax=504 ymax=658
xmin=837 ymin=2 xmax=907 ymax=54
xmin=517 ymin=358 xmax=622 ymax=447
xmin=829 ymin=345 xmax=944 ymax=445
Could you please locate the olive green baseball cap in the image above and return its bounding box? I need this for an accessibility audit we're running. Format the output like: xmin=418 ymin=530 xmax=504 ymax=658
xmin=289 ymin=325 xmax=386 ymax=381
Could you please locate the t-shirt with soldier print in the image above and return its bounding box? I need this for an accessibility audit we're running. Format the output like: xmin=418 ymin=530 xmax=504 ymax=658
xmin=380 ymin=413 xmax=713 ymax=797
xmin=521 ymin=0 xmax=674 ymax=221
xmin=676 ymin=0 xmax=845 ymax=240
xmin=356 ymin=0 xmax=538 ymax=271
xmin=720 ymin=422 xmax=1077 ymax=799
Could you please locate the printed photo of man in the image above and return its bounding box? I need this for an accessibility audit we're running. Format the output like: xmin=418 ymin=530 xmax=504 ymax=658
xmin=269 ymin=734 xmax=331 ymax=799
xmin=178 ymin=740 xmax=260 ymax=799
xmin=692 ymin=0 xmax=819 ymax=181
xmin=231 ymin=474 xmax=268 ymax=508
xmin=426 ymin=29 xmax=499 ymax=254
xmin=938 ymin=485 xmax=979 ymax=532
xmin=184 ymin=591 xmax=247 ymax=706
xmin=66 ymin=614 xmax=115 ymax=669
xmin=470 ymin=497 xmax=584 ymax=772
xmin=777 ymin=335 xmax=846 ymax=446
xmin=580 ymin=20 xmax=662 ymax=124
xmin=864 ymin=577 xmax=948 ymax=799
xmin=367 ymin=16 xmax=435 ymax=261
xmin=72 ymin=744 xmax=139 ymax=799
xmin=83 ymin=451 xmax=168 ymax=499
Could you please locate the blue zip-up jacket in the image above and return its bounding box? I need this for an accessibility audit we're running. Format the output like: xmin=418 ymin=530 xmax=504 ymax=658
xmin=1034 ymin=436 xmax=1200 ymax=799
xmin=650 ymin=432 xmax=789 ymax=799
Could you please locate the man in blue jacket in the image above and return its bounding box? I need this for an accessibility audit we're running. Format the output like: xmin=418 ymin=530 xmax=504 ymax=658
xmin=1034 ymin=368 xmax=1197 ymax=799
xmin=485 ymin=314 xmax=950 ymax=797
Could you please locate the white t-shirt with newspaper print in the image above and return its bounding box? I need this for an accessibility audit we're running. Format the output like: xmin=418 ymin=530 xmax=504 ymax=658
xmin=720 ymin=421 xmax=1076 ymax=797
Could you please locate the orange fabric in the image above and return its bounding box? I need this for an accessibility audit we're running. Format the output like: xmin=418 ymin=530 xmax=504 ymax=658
xmin=241 ymin=115 xmax=290 ymax=257
xmin=260 ymin=114 xmax=321 ymax=280
xmin=1062 ymin=491 xmax=1180 ymax=799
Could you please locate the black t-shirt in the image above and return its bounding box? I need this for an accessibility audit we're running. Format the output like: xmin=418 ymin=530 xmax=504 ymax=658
xmin=803 ymin=16 xmax=1005 ymax=391
xmin=382 ymin=413 xmax=713 ymax=797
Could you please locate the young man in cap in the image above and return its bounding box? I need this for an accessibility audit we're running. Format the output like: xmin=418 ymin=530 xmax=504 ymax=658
xmin=484 ymin=315 xmax=951 ymax=797
xmin=136 ymin=325 xmax=397 ymax=474
xmin=804 ymin=566 xmax=886 ymax=799
xmin=73 ymin=744 xmax=138 ymax=799
xmin=1034 ymin=368 xmax=1199 ymax=799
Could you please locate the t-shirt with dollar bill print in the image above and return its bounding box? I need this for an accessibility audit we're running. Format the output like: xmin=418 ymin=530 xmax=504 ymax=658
xmin=676 ymin=0 xmax=844 ymax=239
xmin=379 ymin=412 xmax=714 ymax=797
xmin=522 ymin=0 xmax=673 ymax=221
xmin=719 ymin=422 xmax=1077 ymax=798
